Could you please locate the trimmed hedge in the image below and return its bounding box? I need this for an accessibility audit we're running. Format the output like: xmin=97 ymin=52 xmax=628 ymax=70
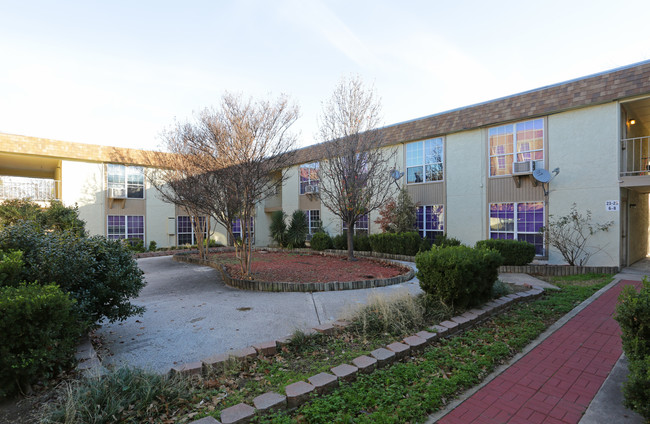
xmin=310 ymin=232 xmax=333 ymax=251
xmin=0 ymin=283 xmax=78 ymax=396
xmin=332 ymin=234 xmax=347 ymax=250
xmin=415 ymin=245 xmax=503 ymax=309
xmin=475 ymin=239 xmax=535 ymax=266
xmin=354 ymin=235 xmax=371 ymax=252
xmin=616 ymin=278 xmax=650 ymax=419
xmin=369 ymin=232 xmax=430 ymax=256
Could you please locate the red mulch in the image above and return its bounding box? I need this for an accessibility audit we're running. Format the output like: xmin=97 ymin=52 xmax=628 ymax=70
xmin=209 ymin=251 xmax=409 ymax=283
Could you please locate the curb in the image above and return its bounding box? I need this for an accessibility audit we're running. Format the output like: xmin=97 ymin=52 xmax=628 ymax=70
xmin=182 ymin=287 xmax=545 ymax=424
xmin=173 ymin=252 xmax=414 ymax=292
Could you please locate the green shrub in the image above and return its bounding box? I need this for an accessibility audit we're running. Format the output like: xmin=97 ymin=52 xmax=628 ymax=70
xmin=369 ymin=232 xmax=426 ymax=256
xmin=616 ymin=278 xmax=650 ymax=419
xmin=148 ymin=240 xmax=157 ymax=252
xmin=0 ymin=249 xmax=23 ymax=286
xmin=125 ymin=238 xmax=145 ymax=253
xmin=475 ymin=238 xmax=535 ymax=266
xmin=286 ymin=210 xmax=308 ymax=249
xmin=353 ymin=234 xmax=371 ymax=252
xmin=415 ymin=245 xmax=503 ymax=309
xmin=0 ymin=199 xmax=86 ymax=236
xmin=310 ymin=232 xmax=332 ymax=251
xmin=492 ymin=280 xmax=512 ymax=298
xmin=0 ymin=283 xmax=78 ymax=396
xmin=0 ymin=221 xmax=145 ymax=329
xmin=269 ymin=210 xmax=288 ymax=247
xmin=433 ymin=233 xmax=462 ymax=248
xmin=332 ymin=234 xmax=347 ymax=250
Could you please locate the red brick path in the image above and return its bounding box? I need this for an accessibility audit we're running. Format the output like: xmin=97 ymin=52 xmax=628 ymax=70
xmin=437 ymin=280 xmax=641 ymax=424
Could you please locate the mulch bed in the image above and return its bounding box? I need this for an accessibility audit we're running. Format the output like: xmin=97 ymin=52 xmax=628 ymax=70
xmin=205 ymin=251 xmax=409 ymax=283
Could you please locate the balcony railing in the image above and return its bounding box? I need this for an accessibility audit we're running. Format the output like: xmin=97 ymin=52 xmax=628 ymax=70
xmin=621 ymin=136 xmax=650 ymax=176
xmin=0 ymin=177 xmax=60 ymax=201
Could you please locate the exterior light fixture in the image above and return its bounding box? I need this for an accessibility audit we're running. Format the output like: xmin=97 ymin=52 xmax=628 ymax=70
xmin=629 ymin=119 xmax=637 ymax=125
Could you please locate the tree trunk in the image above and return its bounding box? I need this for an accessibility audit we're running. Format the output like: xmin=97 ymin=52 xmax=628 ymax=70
xmin=346 ymin=228 xmax=355 ymax=261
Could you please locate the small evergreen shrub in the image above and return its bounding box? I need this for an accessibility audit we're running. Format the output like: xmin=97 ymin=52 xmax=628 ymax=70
xmin=354 ymin=234 xmax=371 ymax=252
xmin=475 ymin=239 xmax=535 ymax=266
xmin=286 ymin=210 xmax=308 ymax=249
xmin=415 ymin=245 xmax=503 ymax=309
xmin=433 ymin=233 xmax=462 ymax=248
xmin=148 ymin=240 xmax=157 ymax=252
xmin=0 ymin=249 xmax=23 ymax=286
xmin=0 ymin=222 xmax=145 ymax=330
xmin=616 ymin=278 xmax=650 ymax=419
xmin=369 ymin=232 xmax=425 ymax=256
xmin=0 ymin=283 xmax=78 ymax=396
xmin=332 ymin=234 xmax=347 ymax=250
xmin=310 ymin=232 xmax=332 ymax=251
xmin=125 ymin=238 xmax=146 ymax=253
xmin=269 ymin=210 xmax=287 ymax=247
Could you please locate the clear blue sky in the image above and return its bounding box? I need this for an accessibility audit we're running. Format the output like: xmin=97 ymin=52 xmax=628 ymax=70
xmin=1 ymin=0 xmax=649 ymax=151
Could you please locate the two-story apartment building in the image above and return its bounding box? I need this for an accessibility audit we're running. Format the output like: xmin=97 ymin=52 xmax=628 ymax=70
xmin=2 ymin=60 xmax=650 ymax=267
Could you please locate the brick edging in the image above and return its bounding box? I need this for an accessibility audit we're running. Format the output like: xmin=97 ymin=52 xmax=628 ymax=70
xmin=173 ymin=251 xmax=415 ymax=292
xmin=499 ymin=264 xmax=620 ymax=275
xmin=182 ymin=288 xmax=545 ymax=424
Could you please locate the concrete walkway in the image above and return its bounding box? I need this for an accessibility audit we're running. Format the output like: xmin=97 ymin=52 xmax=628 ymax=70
xmin=428 ymin=275 xmax=646 ymax=424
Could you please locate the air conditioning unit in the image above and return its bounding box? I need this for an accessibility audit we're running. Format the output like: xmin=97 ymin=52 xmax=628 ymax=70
xmin=513 ymin=161 xmax=533 ymax=175
xmin=311 ymin=185 xmax=319 ymax=193
xmin=108 ymin=187 xmax=127 ymax=199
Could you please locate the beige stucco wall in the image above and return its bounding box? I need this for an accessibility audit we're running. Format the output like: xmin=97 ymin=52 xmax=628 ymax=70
xmin=547 ymin=103 xmax=620 ymax=266
xmin=145 ymin=185 xmax=176 ymax=248
xmin=445 ymin=129 xmax=487 ymax=245
xmin=61 ymin=160 xmax=105 ymax=236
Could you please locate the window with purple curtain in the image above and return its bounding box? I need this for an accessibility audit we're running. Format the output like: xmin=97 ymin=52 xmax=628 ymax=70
xmin=107 ymin=215 xmax=144 ymax=242
xmin=489 ymin=202 xmax=544 ymax=255
xmin=416 ymin=205 xmax=444 ymax=241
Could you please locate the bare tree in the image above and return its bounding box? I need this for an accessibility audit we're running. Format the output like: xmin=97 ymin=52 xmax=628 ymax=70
xmin=317 ymin=75 xmax=398 ymax=260
xmin=153 ymin=93 xmax=298 ymax=276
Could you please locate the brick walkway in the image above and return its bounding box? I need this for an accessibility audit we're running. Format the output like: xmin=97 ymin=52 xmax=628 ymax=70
xmin=437 ymin=280 xmax=641 ymax=424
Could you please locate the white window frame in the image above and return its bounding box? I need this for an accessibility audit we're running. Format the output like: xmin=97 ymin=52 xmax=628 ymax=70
xmin=488 ymin=118 xmax=544 ymax=177
xmin=416 ymin=205 xmax=444 ymax=242
xmin=489 ymin=202 xmax=545 ymax=256
xmin=231 ymin=217 xmax=255 ymax=245
xmin=299 ymin=162 xmax=320 ymax=194
xmin=107 ymin=164 xmax=145 ymax=199
xmin=306 ymin=210 xmax=321 ymax=237
xmin=342 ymin=213 xmax=369 ymax=236
xmin=406 ymin=138 xmax=444 ymax=184
xmin=177 ymin=216 xmax=207 ymax=246
xmin=107 ymin=215 xmax=145 ymax=242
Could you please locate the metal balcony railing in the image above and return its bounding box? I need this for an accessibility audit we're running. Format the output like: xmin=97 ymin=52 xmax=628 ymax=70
xmin=621 ymin=136 xmax=650 ymax=176
xmin=0 ymin=177 xmax=60 ymax=201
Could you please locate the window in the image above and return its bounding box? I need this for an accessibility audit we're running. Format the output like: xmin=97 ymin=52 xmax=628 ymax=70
xmin=107 ymin=215 xmax=144 ymax=241
xmin=107 ymin=164 xmax=144 ymax=199
xmin=406 ymin=138 xmax=443 ymax=184
xmin=490 ymin=202 xmax=544 ymax=255
xmin=299 ymin=162 xmax=319 ymax=194
xmin=306 ymin=210 xmax=321 ymax=235
xmin=177 ymin=216 xmax=207 ymax=246
xmin=489 ymin=119 xmax=544 ymax=176
xmin=342 ymin=213 xmax=369 ymax=236
xmin=232 ymin=217 xmax=254 ymax=244
xmin=416 ymin=205 xmax=444 ymax=242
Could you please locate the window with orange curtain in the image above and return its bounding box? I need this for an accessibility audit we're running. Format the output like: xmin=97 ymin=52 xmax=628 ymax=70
xmin=489 ymin=119 xmax=543 ymax=176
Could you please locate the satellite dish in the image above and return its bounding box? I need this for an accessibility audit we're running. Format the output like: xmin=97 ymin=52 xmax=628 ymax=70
xmin=390 ymin=169 xmax=404 ymax=180
xmin=533 ymin=168 xmax=552 ymax=183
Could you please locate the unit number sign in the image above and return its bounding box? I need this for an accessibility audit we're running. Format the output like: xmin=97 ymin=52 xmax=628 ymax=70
xmin=606 ymin=200 xmax=619 ymax=211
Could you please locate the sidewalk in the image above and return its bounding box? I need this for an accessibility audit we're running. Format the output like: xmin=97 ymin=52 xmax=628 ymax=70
xmin=429 ymin=278 xmax=643 ymax=424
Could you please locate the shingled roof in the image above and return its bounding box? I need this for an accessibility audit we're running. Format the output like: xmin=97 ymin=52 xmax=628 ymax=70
xmin=291 ymin=60 xmax=650 ymax=166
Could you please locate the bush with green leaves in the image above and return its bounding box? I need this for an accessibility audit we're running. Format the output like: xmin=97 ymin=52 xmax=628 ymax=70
xmin=0 ymin=249 xmax=23 ymax=286
xmin=286 ymin=210 xmax=308 ymax=249
xmin=0 ymin=221 xmax=145 ymax=329
xmin=148 ymin=240 xmax=157 ymax=251
xmin=332 ymin=234 xmax=347 ymax=250
xmin=416 ymin=245 xmax=503 ymax=309
xmin=269 ymin=210 xmax=288 ymax=247
xmin=354 ymin=234 xmax=371 ymax=252
xmin=0 ymin=199 xmax=86 ymax=236
xmin=433 ymin=233 xmax=462 ymax=248
xmin=310 ymin=232 xmax=332 ymax=251
xmin=0 ymin=283 xmax=78 ymax=397
xmin=475 ymin=238 xmax=536 ymax=266
xmin=616 ymin=278 xmax=650 ymax=419
xmin=369 ymin=231 xmax=428 ymax=256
